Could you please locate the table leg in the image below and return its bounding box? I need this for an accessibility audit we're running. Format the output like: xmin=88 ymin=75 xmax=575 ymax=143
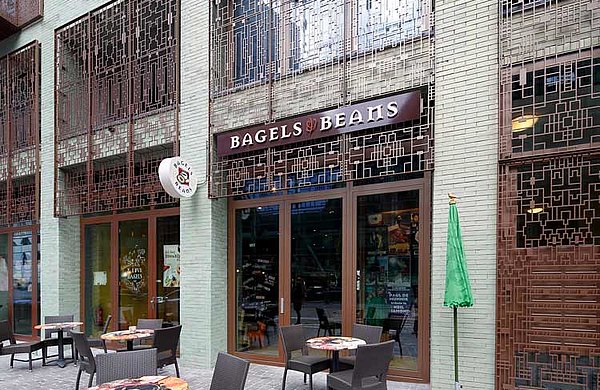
xmin=331 ymin=350 xmax=340 ymax=373
xmin=57 ymin=330 xmax=66 ymax=368
xmin=127 ymin=340 xmax=134 ymax=351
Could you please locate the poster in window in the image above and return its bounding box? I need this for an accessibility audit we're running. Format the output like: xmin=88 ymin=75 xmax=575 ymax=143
xmin=163 ymin=245 xmax=180 ymax=288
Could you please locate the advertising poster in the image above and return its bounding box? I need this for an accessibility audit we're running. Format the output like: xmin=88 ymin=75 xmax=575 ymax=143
xmin=163 ymin=245 xmax=180 ymax=287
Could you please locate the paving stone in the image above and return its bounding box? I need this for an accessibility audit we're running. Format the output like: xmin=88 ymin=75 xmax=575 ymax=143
xmin=0 ymin=347 xmax=430 ymax=389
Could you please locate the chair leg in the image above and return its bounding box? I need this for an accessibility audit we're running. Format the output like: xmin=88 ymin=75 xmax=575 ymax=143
xmin=28 ymin=352 xmax=33 ymax=371
xmin=309 ymin=374 xmax=313 ymax=390
xmin=75 ymin=369 xmax=82 ymax=390
xmin=304 ymin=373 xmax=307 ymax=384
xmin=88 ymin=372 xmax=95 ymax=387
xmin=102 ymin=340 xmax=107 ymax=354
xmin=174 ymin=360 xmax=180 ymax=378
xmin=281 ymin=367 xmax=288 ymax=390
xmin=42 ymin=347 xmax=46 ymax=366
xmin=10 ymin=353 xmax=14 ymax=368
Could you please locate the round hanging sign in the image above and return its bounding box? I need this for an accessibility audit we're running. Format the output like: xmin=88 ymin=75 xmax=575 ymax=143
xmin=158 ymin=157 xmax=198 ymax=198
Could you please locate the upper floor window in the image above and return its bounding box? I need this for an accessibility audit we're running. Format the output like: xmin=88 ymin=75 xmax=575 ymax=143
xmin=212 ymin=0 xmax=431 ymax=92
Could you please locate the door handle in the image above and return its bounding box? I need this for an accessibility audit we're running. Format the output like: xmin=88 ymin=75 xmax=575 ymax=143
xmin=280 ymin=297 xmax=284 ymax=314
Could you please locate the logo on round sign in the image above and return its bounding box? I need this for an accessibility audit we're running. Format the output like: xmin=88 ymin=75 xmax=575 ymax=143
xmin=158 ymin=157 xmax=198 ymax=198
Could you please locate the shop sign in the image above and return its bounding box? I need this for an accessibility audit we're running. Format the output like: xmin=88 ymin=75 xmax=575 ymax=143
xmin=216 ymin=90 xmax=421 ymax=157
xmin=158 ymin=157 xmax=198 ymax=198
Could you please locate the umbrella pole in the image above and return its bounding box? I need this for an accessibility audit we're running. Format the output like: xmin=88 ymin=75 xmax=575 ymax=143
xmin=454 ymin=307 xmax=459 ymax=389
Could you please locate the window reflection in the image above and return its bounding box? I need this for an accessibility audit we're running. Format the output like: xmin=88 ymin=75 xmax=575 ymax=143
xmin=356 ymin=190 xmax=419 ymax=371
xmin=13 ymin=231 xmax=33 ymax=335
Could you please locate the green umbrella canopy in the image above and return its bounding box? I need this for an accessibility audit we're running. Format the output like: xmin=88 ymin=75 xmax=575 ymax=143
xmin=443 ymin=196 xmax=474 ymax=308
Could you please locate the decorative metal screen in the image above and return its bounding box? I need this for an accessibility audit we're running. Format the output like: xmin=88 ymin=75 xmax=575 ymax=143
xmin=55 ymin=0 xmax=179 ymax=217
xmin=0 ymin=42 xmax=40 ymax=227
xmin=498 ymin=1 xmax=600 ymax=388
xmin=0 ymin=0 xmax=42 ymax=29
xmin=209 ymin=0 xmax=434 ymax=197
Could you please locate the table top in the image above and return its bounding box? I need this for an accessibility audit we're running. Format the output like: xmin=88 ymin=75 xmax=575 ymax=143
xmin=101 ymin=329 xmax=154 ymax=341
xmin=34 ymin=322 xmax=83 ymax=331
xmin=306 ymin=336 xmax=366 ymax=351
xmin=89 ymin=375 xmax=188 ymax=390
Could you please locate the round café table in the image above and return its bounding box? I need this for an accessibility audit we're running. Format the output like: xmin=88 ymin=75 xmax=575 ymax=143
xmin=34 ymin=321 xmax=83 ymax=368
xmin=88 ymin=375 xmax=189 ymax=390
xmin=306 ymin=336 xmax=366 ymax=372
xmin=101 ymin=329 xmax=154 ymax=351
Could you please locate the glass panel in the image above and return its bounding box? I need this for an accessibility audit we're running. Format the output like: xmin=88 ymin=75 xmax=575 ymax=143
xmin=0 ymin=234 xmax=8 ymax=322
xmin=12 ymin=231 xmax=33 ymax=334
xmin=36 ymin=232 xmax=40 ymax=330
xmin=156 ymin=216 xmax=180 ymax=326
xmin=84 ymin=224 xmax=112 ymax=336
xmin=235 ymin=205 xmax=279 ymax=355
xmin=119 ymin=220 xmax=149 ymax=329
xmin=356 ymin=190 xmax=420 ymax=371
xmin=291 ymin=199 xmax=343 ymax=339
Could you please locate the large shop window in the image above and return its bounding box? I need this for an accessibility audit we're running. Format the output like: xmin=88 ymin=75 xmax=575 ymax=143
xmin=0 ymin=229 xmax=39 ymax=336
xmin=215 ymin=0 xmax=430 ymax=89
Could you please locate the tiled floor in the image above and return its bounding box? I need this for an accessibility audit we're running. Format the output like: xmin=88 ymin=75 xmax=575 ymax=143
xmin=0 ymin=347 xmax=430 ymax=389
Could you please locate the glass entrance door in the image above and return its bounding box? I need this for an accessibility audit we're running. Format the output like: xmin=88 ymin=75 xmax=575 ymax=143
xmin=290 ymin=198 xmax=343 ymax=339
xmin=82 ymin=211 xmax=179 ymax=337
xmin=234 ymin=205 xmax=280 ymax=356
xmin=118 ymin=220 xmax=149 ymax=329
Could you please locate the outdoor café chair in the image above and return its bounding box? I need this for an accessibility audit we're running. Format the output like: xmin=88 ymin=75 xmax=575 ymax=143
xmin=327 ymin=340 xmax=395 ymax=390
xmin=87 ymin=314 xmax=112 ymax=353
xmin=338 ymin=323 xmax=383 ymax=370
xmin=0 ymin=320 xmax=45 ymax=371
xmin=96 ymin=349 xmax=157 ymax=385
xmin=153 ymin=324 xmax=182 ymax=377
xmin=315 ymin=307 xmax=341 ymax=337
xmin=71 ymin=330 xmax=96 ymax=389
xmin=42 ymin=314 xmax=76 ymax=361
xmin=209 ymin=352 xmax=250 ymax=390
xmin=131 ymin=318 xmax=164 ymax=350
xmin=280 ymin=324 xmax=330 ymax=390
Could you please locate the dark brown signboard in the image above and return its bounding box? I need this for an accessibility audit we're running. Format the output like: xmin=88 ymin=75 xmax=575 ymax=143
xmin=216 ymin=90 xmax=422 ymax=157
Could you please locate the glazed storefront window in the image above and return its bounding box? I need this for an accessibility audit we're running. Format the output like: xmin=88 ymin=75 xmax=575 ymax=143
xmin=0 ymin=234 xmax=8 ymax=322
xmin=84 ymin=224 xmax=112 ymax=337
xmin=356 ymin=190 xmax=420 ymax=371
xmin=13 ymin=231 xmax=33 ymax=335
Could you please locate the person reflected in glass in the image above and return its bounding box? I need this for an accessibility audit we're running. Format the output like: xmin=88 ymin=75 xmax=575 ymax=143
xmin=292 ymin=276 xmax=307 ymax=325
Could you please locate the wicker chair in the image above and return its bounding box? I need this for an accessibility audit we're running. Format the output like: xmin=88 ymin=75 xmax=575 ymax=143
xmin=0 ymin=320 xmax=45 ymax=371
xmin=70 ymin=330 xmax=96 ymax=389
xmin=96 ymin=349 xmax=157 ymax=385
xmin=87 ymin=315 xmax=112 ymax=353
xmin=209 ymin=352 xmax=250 ymax=390
xmin=338 ymin=324 xmax=383 ymax=369
xmin=280 ymin=325 xmax=330 ymax=390
xmin=327 ymin=340 xmax=395 ymax=390
xmin=153 ymin=325 xmax=182 ymax=377
xmin=131 ymin=318 xmax=164 ymax=350
xmin=41 ymin=315 xmax=76 ymax=361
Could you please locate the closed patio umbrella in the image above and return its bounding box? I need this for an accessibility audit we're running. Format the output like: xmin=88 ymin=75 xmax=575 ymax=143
xmin=443 ymin=193 xmax=474 ymax=390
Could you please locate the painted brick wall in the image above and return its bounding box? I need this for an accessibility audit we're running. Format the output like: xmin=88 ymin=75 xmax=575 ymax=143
xmin=178 ymin=1 xmax=228 ymax=368
xmin=430 ymin=1 xmax=499 ymax=389
xmin=0 ymin=0 xmax=114 ymax=322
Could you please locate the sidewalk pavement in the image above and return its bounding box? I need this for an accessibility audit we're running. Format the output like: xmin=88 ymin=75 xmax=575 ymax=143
xmin=0 ymin=347 xmax=430 ymax=390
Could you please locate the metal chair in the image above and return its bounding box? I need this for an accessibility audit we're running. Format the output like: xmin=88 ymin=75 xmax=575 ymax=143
xmin=70 ymin=330 xmax=96 ymax=389
xmin=41 ymin=315 xmax=76 ymax=361
xmin=280 ymin=324 xmax=330 ymax=390
xmin=96 ymin=349 xmax=157 ymax=385
xmin=0 ymin=320 xmax=45 ymax=371
xmin=382 ymin=314 xmax=409 ymax=357
xmin=87 ymin=314 xmax=112 ymax=353
xmin=315 ymin=307 xmax=341 ymax=337
xmin=327 ymin=340 xmax=395 ymax=390
xmin=209 ymin=352 xmax=250 ymax=390
xmin=153 ymin=325 xmax=182 ymax=377
xmin=338 ymin=324 xmax=383 ymax=369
